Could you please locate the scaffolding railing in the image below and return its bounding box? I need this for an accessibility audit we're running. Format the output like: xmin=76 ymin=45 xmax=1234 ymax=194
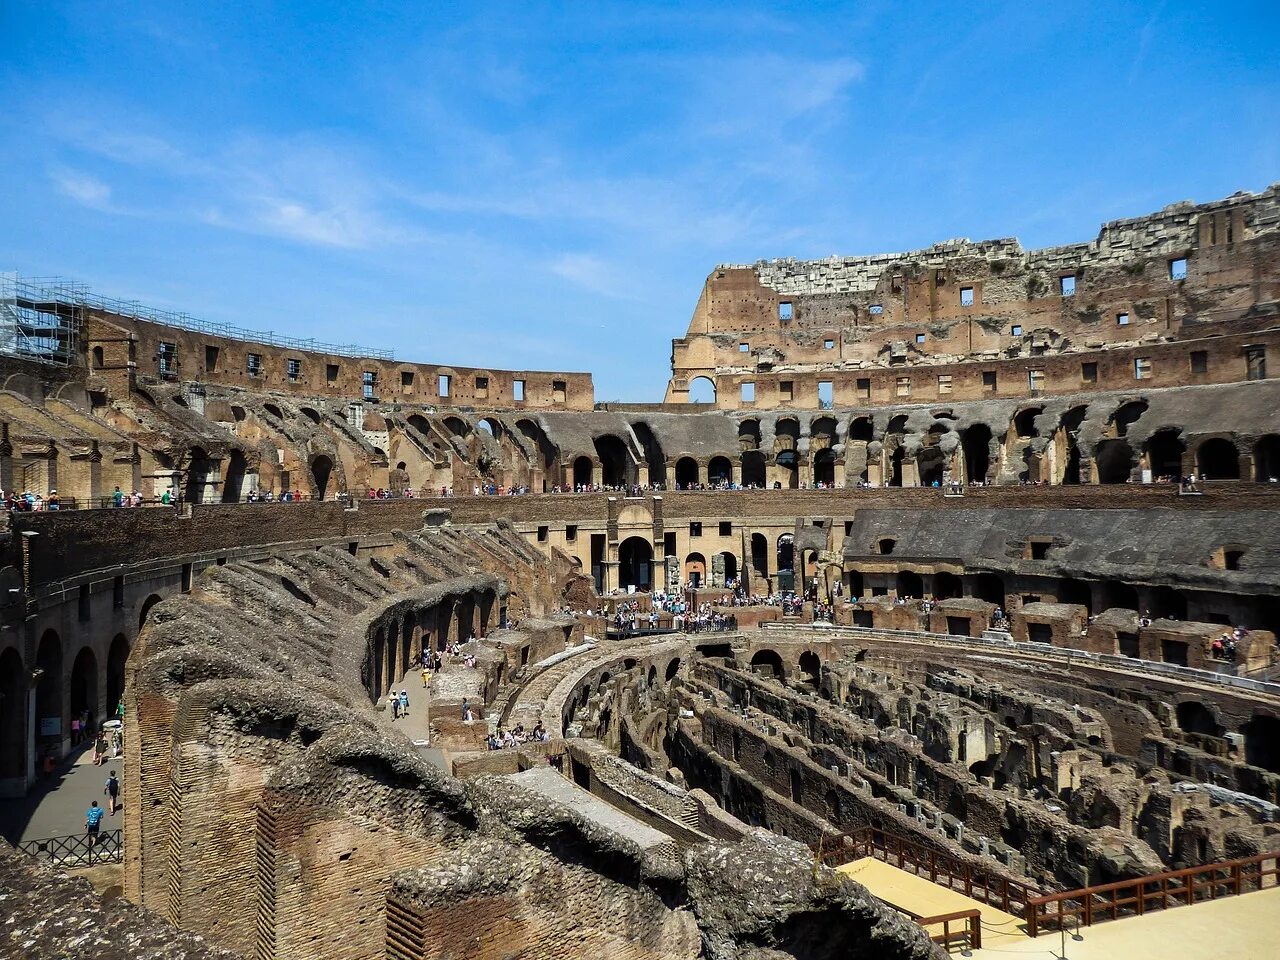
xmin=1 ymin=272 xmax=80 ymax=365
xmin=3 ymin=272 xmax=393 ymax=361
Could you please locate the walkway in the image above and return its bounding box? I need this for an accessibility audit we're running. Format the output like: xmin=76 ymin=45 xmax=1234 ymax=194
xmin=968 ymin=885 xmax=1280 ymax=960
xmin=377 ymin=669 xmax=447 ymax=771
xmin=0 ymin=745 xmax=122 ymax=844
xmin=838 ymin=857 xmax=1027 ymax=948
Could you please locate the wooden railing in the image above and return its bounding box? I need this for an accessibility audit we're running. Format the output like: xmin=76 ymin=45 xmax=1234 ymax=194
xmin=1025 ymin=850 xmax=1280 ymax=937
xmin=911 ymin=908 xmax=982 ymax=952
xmin=816 ymin=826 xmax=1040 ymax=917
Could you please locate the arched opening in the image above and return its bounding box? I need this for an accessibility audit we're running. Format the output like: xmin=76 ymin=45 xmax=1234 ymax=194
xmin=370 ymin=628 xmax=385 ymax=699
xmin=688 ymin=376 xmax=716 ymax=404
xmin=107 ymin=634 xmax=129 ymax=714
xmin=776 ymin=450 xmax=799 ymax=488
xmin=777 ymin=535 xmax=795 ymax=591
xmin=813 ymin=448 xmax=837 ymax=486
xmin=1110 ymin=400 xmax=1148 ymax=438
xmin=741 ymin=450 xmax=766 ymax=487
xmin=1255 ymin=435 xmax=1280 ymax=482
xmin=1198 ymin=438 xmax=1240 ymax=480
xmin=720 ymin=552 xmax=738 ymax=583
xmin=573 ymin=456 xmax=593 ymax=488
xmin=889 ymin=446 xmax=905 ymax=487
xmin=311 ymin=455 xmax=334 ymax=500
xmin=1 ymin=647 xmax=26 ymax=779
xmin=751 ymin=532 xmax=769 ymax=579
xmin=896 ymin=571 xmax=924 ymax=599
xmin=799 ymin=651 xmax=821 ymax=688
xmin=138 ymin=594 xmax=162 ymax=630
xmin=1058 ymin=406 xmax=1088 ymax=484
xmin=1242 ymin=715 xmax=1280 ymax=773
xmin=665 ymin=657 xmax=681 ymax=681
xmin=1014 ymin=407 xmax=1042 ymax=439
xmin=1095 ymin=439 xmax=1133 ymax=483
xmin=708 ymin=455 xmax=732 ymax=486
xmin=631 ymin=422 xmax=666 ymax=484
xmin=618 ymin=537 xmax=653 ymax=591
xmin=222 ymin=450 xmax=248 ymax=503
xmin=1176 ymin=702 xmax=1222 ymax=737
xmin=443 ymin=416 xmax=470 ymax=437
xmin=973 ymin=574 xmax=1004 ymax=606
xmin=738 ymin=419 xmax=762 ymax=452
xmin=684 ymin=552 xmax=706 ymax=587
xmin=962 ymin=425 xmax=993 ymax=483
xmin=1060 ymin=579 xmax=1093 ymax=615
xmin=917 ymin=447 xmax=945 ymax=486
xmin=934 ymin=572 xmax=962 ymax=600
xmin=1146 ymin=429 xmax=1185 ymax=480
xmin=750 ymin=649 xmax=784 ymax=679
xmin=69 ymin=647 xmax=98 ymax=723
xmin=35 ymin=630 xmax=62 ymax=753
xmin=300 ymin=406 xmax=322 ymax=425
xmin=849 ymin=417 xmax=873 ymax=442
xmin=92 ymin=345 xmax=104 ymax=368
xmin=675 ymin=457 xmax=699 ymax=488
xmin=594 ymin=434 xmax=633 ymax=487
xmin=185 ymin=447 xmax=214 ymax=504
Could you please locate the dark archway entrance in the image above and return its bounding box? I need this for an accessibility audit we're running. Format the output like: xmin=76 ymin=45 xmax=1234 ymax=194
xmin=777 ymin=535 xmax=795 ymax=591
xmin=1198 ymin=438 xmax=1240 ymax=480
xmin=1095 ymin=439 xmax=1133 ymax=483
xmin=594 ymin=434 xmax=633 ymax=487
xmin=1255 ymin=435 xmax=1280 ymax=482
xmin=751 ymin=533 xmax=769 ymax=580
xmin=813 ymin=449 xmax=836 ymax=486
xmin=675 ymin=457 xmax=699 ymax=488
xmin=750 ymin=649 xmax=784 ymax=679
xmin=896 ymin=571 xmax=924 ymax=599
xmin=708 ymin=456 xmax=732 ymax=486
xmin=311 ymin=455 xmax=334 ymax=499
xmin=223 ymin=450 xmax=248 ymax=502
xmin=107 ymin=634 xmax=130 ymax=716
xmin=934 ymin=572 xmax=962 ymax=599
xmin=962 ymin=425 xmax=993 ymax=484
xmin=1243 ymin=715 xmax=1280 ymax=772
xmin=69 ymin=647 xmax=98 ymax=725
xmin=1147 ymin=429 xmax=1184 ymax=480
xmin=572 ymin=456 xmax=593 ymax=488
xmin=0 ymin=647 xmax=24 ymax=780
xmin=1060 ymin=579 xmax=1093 ymax=615
xmin=776 ymin=450 xmax=799 ymax=488
xmin=618 ymin=537 xmax=653 ymax=591
xmin=798 ymin=651 xmax=821 ymax=688
xmin=742 ymin=451 xmax=766 ymax=487
xmin=1176 ymin=702 xmax=1221 ymax=736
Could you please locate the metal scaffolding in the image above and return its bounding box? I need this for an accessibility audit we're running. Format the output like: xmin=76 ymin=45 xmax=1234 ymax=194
xmin=0 ymin=272 xmax=82 ymax=365
xmin=0 ymin=272 xmax=394 ymax=364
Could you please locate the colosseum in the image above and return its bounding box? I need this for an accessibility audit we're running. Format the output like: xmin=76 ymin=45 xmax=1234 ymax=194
xmin=2 ymin=185 xmax=1280 ymax=959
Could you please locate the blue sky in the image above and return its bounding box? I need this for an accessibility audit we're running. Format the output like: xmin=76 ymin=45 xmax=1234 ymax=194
xmin=1 ymin=1 xmax=1277 ymax=400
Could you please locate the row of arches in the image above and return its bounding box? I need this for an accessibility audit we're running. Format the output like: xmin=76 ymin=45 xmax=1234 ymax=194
xmin=1 ymin=630 xmax=131 ymax=781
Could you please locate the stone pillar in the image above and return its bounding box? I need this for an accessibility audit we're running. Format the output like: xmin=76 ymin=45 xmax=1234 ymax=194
xmin=592 ymin=463 xmax=603 ymax=487
xmin=666 ymin=462 xmax=677 ymax=489
xmin=637 ymin=464 xmax=649 ymax=487
xmin=731 ymin=462 xmax=742 ymax=487
xmin=710 ymin=553 xmax=726 ymax=589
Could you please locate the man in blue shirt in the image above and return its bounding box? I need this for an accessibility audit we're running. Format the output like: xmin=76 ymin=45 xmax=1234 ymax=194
xmin=85 ymin=801 xmax=104 ymax=846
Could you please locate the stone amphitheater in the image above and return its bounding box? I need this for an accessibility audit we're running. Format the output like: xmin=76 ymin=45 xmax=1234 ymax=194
xmin=2 ymin=185 xmax=1280 ymax=959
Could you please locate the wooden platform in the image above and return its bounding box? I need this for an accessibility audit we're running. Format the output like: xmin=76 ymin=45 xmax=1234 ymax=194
xmin=838 ymin=857 xmax=1028 ymax=947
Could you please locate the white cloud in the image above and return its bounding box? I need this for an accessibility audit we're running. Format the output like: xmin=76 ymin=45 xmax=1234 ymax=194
xmin=550 ymin=253 xmax=632 ymax=300
xmin=50 ymin=168 xmax=113 ymax=209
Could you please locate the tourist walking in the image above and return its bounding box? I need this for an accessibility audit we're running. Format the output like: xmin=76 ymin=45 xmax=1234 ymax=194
xmin=85 ymin=801 xmax=104 ymax=846
xmin=105 ymin=770 xmax=120 ymax=815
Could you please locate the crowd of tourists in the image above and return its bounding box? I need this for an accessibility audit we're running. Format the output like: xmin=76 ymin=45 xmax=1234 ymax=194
xmin=486 ymin=722 xmax=550 ymax=750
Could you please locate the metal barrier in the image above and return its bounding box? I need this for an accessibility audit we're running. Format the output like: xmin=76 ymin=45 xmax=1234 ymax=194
xmin=1024 ymin=850 xmax=1280 ymax=937
xmin=19 ymin=829 xmax=122 ymax=868
xmin=760 ymin=622 xmax=1280 ymax=695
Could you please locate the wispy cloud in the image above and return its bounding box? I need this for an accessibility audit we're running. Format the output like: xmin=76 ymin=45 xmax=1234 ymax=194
xmin=49 ymin=168 xmax=114 ymax=210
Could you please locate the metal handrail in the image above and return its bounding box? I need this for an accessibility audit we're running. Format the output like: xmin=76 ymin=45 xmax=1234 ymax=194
xmin=18 ymin=829 xmax=122 ymax=867
xmin=760 ymin=622 xmax=1280 ymax=694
